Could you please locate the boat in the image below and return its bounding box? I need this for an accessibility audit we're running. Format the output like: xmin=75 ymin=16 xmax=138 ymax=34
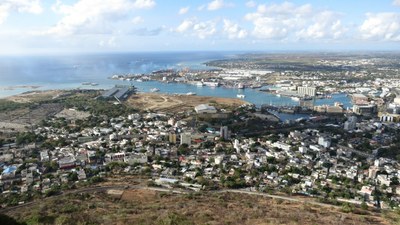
xmin=250 ymin=84 xmax=262 ymax=89
xmin=237 ymin=83 xmax=244 ymax=89
xmin=150 ymin=88 xmax=160 ymax=92
xmin=203 ymin=82 xmax=219 ymax=87
xmin=291 ymin=96 xmax=300 ymax=101
xmin=196 ymin=82 xmax=205 ymax=87
xmin=276 ymin=94 xmax=281 ymax=97
xmin=186 ymin=92 xmax=196 ymax=96
xmin=237 ymin=94 xmax=246 ymax=98
xmin=82 ymin=82 xmax=99 ymax=86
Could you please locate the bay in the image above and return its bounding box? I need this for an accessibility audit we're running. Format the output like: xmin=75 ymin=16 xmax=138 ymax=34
xmin=0 ymin=52 xmax=352 ymax=121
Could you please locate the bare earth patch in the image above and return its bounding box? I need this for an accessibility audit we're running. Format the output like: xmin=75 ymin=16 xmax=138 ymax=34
xmin=4 ymin=188 xmax=393 ymax=225
xmin=126 ymin=93 xmax=249 ymax=113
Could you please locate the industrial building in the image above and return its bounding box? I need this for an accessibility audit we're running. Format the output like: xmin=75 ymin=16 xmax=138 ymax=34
xmin=101 ymin=85 xmax=136 ymax=101
xmin=297 ymin=86 xmax=316 ymax=97
xmin=353 ymin=104 xmax=377 ymax=116
xmin=194 ymin=104 xmax=217 ymax=114
xmin=351 ymin=94 xmax=368 ymax=103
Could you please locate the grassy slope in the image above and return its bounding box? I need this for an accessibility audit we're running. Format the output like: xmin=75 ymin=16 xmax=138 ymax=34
xmin=5 ymin=189 xmax=395 ymax=225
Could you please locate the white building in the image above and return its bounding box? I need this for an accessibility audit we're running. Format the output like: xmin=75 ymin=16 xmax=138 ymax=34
xmin=272 ymin=142 xmax=291 ymax=151
xmin=40 ymin=150 xmax=49 ymax=162
xmin=180 ymin=133 xmax=191 ymax=145
xmin=220 ymin=126 xmax=230 ymax=140
xmin=318 ymin=136 xmax=331 ymax=148
xmin=194 ymin=104 xmax=217 ymax=114
xmin=297 ymin=86 xmax=316 ymax=97
xmin=344 ymin=116 xmax=357 ymax=131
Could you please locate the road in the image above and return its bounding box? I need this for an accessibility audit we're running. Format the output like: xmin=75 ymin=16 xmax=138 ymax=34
xmin=219 ymin=189 xmax=341 ymax=209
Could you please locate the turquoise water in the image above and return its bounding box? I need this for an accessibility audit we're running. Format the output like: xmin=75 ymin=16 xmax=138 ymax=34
xmin=130 ymin=80 xmax=351 ymax=108
xmin=0 ymin=52 xmax=351 ymax=119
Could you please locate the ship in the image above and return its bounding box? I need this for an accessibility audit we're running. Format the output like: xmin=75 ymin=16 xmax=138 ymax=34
xmin=291 ymin=96 xmax=300 ymax=101
xmin=150 ymin=88 xmax=160 ymax=92
xmin=250 ymin=84 xmax=262 ymax=89
xmin=237 ymin=94 xmax=246 ymax=98
xmin=196 ymin=82 xmax=205 ymax=87
xmin=186 ymin=92 xmax=196 ymax=96
xmin=82 ymin=82 xmax=99 ymax=86
xmin=237 ymin=83 xmax=244 ymax=89
xmin=203 ymin=82 xmax=219 ymax=87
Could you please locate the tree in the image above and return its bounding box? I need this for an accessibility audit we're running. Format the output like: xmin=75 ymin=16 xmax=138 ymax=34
xmin=178 ymin=144 xmax=189 ymax=155
xmin=0 ymin=214 xmax=26 ymax=225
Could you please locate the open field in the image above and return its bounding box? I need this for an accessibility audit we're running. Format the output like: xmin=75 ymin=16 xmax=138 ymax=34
xmin=5 ymin=90 xmax=68 ymax=103
xmin=126 ymin=93 xmax=249 ymax=113
xmin=4 ymin=189 xmax=394 ymax=225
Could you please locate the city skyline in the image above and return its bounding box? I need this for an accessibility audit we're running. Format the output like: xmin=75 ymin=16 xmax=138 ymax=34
xmin=1 ymin=0 xmax=400 ymax=54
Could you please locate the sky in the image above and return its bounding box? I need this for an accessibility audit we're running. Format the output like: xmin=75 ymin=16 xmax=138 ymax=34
xmin=0 ymin=0 xmax=400 ymax=54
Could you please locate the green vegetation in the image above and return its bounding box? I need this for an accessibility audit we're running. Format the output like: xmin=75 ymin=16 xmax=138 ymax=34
xmin=58 ymin=94 xmax=137 ymax=117
xmin=0 ymin=100 xmax=31 ymax=112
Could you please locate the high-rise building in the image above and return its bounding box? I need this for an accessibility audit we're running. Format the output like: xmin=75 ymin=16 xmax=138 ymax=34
xmin=318 ymin=136 xmax=331 ymax=148
xmin=180 ymin=133 xmax=191 ymax=145
xmin=344 ymin=116 xmax=357 ymax=131
xmin=220 ymin=126 xmax=230 ymax=140
xmin=168 ymin=132 xmax=177 ymax=144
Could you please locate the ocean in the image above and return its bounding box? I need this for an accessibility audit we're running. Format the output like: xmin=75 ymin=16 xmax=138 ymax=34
xmin=0 ymin=52 xmax=351 ymax=120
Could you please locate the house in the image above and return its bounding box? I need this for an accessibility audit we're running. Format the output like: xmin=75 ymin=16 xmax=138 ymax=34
xmin=359 ymin=185 xmax=375 ymax=201
xmin=58 ymin=156 xmax=76 ymax=170
xmin=40 ymin=150 xmax=50 ymax=162
xmin=105 ymin=153 xmax=125 ymax=164
xmin=77 ymin=170 xmax=87 ymax=180
xmin=272 ymin=142 xmax=291 ymax=151
xmin=1 ymin=165 xmax=17 ymax=180
xmin=124 ymin=153 xmax=148 ymax=164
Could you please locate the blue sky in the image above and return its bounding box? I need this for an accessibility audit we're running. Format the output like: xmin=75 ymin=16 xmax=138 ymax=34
xmin=0 ymin=0 xmax=400 ymax=54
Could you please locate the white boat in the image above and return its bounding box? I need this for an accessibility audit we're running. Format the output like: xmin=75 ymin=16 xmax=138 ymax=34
xmin=150 ymin=88 xmax=160 ymax=92
xmin=291 ymin=96 xmax=300 ymax=101
xmin=186 ymin=92 xmax=196 ymax=96
xmin=136 ymin=79 xmax=143 ymax=82
xmin=196 ymin=82 xmax=205 ymax=87
xmin=82 ymin=82 xmax=99 ymax=86
xmin=276 ymin=94 xmax=281 ymax=97
xmin=237 ymin=83 xmax=244 ymax=89
xmin=237 ymin=94 xmax=245 ymax=98
xmin=203 ymin=82 xmax=219 ymax=87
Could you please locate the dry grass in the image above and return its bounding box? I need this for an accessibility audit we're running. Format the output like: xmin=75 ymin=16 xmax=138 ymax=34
xmin=126 ymin=93 xmax=248 ymax=113
xmin=7 ymin=189 xmax=391 ymax=225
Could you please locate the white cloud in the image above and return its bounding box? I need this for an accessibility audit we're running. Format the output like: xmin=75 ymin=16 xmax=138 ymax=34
xmin=393 ymin=0 xmax=400 ymax=6
xmin=176 ymin=18 xmax=216 ymax=39
xmin=245 ymin=1 xmax=256 ymax=8
xmin=0 ymin=0 xmax=43 ymax=24
xmin=176 ymin=19 xmax=194 ymax=33
xmin=296 ymin=11 xmax=347 ymax=40
xmin=193 ymin=21 xmax=217 ymax=39
xmin=46 ymin=0 xmax=156 ymax=36
xmin=245 ymin=2 xmax=346 ymax=41
xmin=223 ymin=19 xmax=247 ymax=39
xmin=132 ymin=0 xmax=156 ymax=9
xmin=99 ymin=36 xmax=117 ymax=47
xmin=178 ymin=6 xmax=189 ymax=15
xmin=359 ymin=13 xmax=400 ymax=41
xmin=132 ymin=16 xmax=144 ymax=25
xmin=207 ymin=0 xmax=233 ymax=11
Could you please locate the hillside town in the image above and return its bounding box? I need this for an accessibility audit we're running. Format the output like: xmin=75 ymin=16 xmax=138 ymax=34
xmin=1 ymin=85 xmax=400 ymax=211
